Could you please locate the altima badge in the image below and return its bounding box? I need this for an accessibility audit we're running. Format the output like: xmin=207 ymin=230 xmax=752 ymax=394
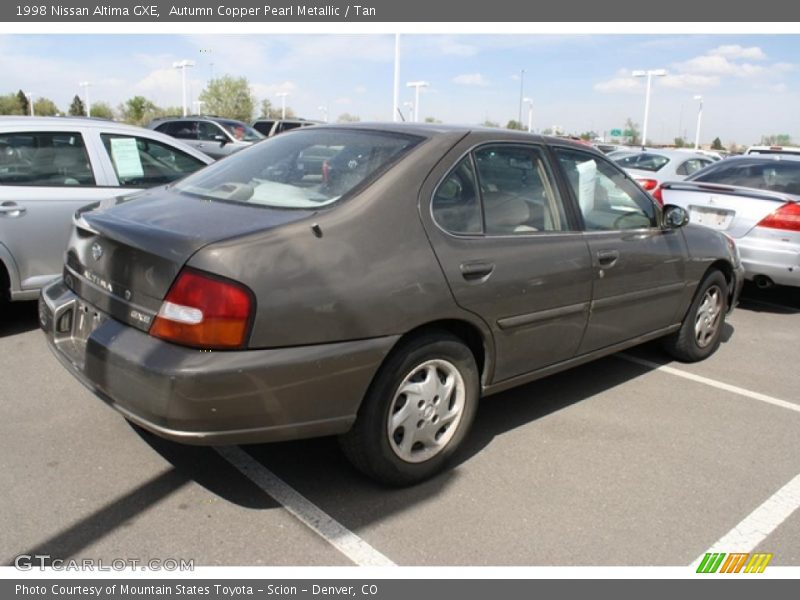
xmin=91 ymin=242 xmax=104 ymax=261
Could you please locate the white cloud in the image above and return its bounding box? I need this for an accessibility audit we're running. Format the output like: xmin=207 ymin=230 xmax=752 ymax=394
xmin=710 ymin=45 xmax=767 ymax=60
xmin=594 ymin=70 xmax=642 ymax=94
xmin=660 ymin=74 xmax=721 ymax=89
xmin=335 ymin=97 xmax=352 ymax=105
xmin=452 ymin=73 xmax=489 ymax=86
xmin=250 ymin=81 xmax=298 ymax=101
xmin=354 ymin=85 xmax=367 ymax=94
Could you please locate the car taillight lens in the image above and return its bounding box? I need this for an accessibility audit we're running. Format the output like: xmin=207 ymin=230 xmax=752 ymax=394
xmin=756 ymin=202 xmax=800 ymax=232
xmin=652 ymin=185 xmax=664 ymax=206
xmin=636 ymin=178 xmax=658 ymax=191
xmin=150 ymin=269 xmax=253 ymax=349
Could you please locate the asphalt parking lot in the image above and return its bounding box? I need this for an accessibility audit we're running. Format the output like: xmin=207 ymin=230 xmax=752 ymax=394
xmin=2 ymin=283 xmax=799 ymax=568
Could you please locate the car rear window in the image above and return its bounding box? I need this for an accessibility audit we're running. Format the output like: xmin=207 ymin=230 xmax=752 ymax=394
xmin=692 ymin=160 xmax=800 ymax=194
xmin=615 ymin=153 xmax=671 ymax=172
xmin=174 ymin=129 xmax=423 ymax=208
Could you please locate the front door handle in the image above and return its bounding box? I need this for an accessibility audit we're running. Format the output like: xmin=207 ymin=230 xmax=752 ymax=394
xmin=596 ymin=249 xmax=620 ymax=267
xmin=460 ymin=261 xmax=495 ymax=281
xmin=0 ymin=202 xmax=26 ymax=217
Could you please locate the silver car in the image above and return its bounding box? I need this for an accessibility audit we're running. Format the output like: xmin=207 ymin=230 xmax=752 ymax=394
xmin=660 ymin=155 xmax=800 ymax=288
xmin=150 ymin=116 xmax=264 ymax=159
xmin=615 ymin=149 xmax=715 ymax=199
xmin=0 ymin=116 xmax=213 ymax=303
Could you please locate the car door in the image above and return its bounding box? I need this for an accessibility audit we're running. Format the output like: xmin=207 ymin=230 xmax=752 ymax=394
xmin=197 ymin=122 xmax=233 ymax=158
xmin=0 ymin=129 xmax=122 ymax=294
xmin=553 ymin=146 xmax=689 ymax=353
xmin=423 ymin=142 xmax=593 ymax=384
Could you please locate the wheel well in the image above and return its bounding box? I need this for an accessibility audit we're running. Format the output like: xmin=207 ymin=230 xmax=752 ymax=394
xmin=394 ymin=320 xmax=488 ymax=382
xmin=708 ymin=259 xmax=733 ymax=287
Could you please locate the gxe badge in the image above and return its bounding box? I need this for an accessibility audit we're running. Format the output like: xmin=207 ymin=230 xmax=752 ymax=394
xmin=91 ymin=242 xmax=104 ymax=261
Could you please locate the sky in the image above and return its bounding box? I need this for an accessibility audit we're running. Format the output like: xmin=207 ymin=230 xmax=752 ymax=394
xmin=1 ymin=33 xmax=799 ymax=145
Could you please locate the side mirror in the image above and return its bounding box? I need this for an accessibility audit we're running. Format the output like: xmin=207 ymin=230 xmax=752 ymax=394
xmin=214 ymin=135 xmax=228 ymax=146
xmin=663 ymin=204 xmax=689 ymax=229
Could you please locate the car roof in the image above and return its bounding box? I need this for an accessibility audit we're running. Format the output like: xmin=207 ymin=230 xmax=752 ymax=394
xmin=708 ymin=154 xmax=800 ymax=164
xmin=0 ymin=115 xmax=161 ymax=133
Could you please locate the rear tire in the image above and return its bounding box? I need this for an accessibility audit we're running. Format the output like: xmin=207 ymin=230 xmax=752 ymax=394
xmin=339 ymin=332 xmax=479 ymax=486
xmin=664 ymin=269 xmax=728 ymax=362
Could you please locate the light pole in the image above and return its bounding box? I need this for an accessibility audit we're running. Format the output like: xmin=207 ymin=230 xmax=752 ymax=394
xmin=193 ymin=100 xmax=205 ymax=115
xmin=275 ymin=92 xmax=289 ymax=119
xmin=25 ymin=92 xmax=34 ymax=116
xmin=693 ymin=95 xmax=704 ymax=150
xmin=318 ymin=105 xmax=328 ymax=123
xmin=632 ymin=69 xmax=667 ymax=147
xmin=392 ymin=33 xmax=400 ymax=122
xmin=406 ymin=81 xmax=429 ymax=122
xmin=79 ymin=81 xmax=91 ymax=117
xmin=518 ymin=69 xmax=525 ymax=128
xmin=173 ymin=60 xmax=195 ymax=117
xmin=523 ymin=97 xmax=534 ymax=133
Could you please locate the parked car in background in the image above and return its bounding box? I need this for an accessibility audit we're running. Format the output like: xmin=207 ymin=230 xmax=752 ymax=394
xmin=150 ymin=116 xmax=264 ymax=159
xmin=745 ymin=145 xmax=800 ymax=156
xmin=251 ymin=118 xmax=321 ymax=138
xmin=0 ymin=117 xmax=213 ymax=304
xmin=614 ymin=149 xmax=715 ymax=197
xmin=40 ymin=124 xmax=742 ymax=485
xmin=660 ymin=155 xmax=800 ymax=289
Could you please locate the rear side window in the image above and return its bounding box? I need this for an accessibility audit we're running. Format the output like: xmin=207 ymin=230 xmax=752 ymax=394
xmin=175 ymin=129 xmax=422 ymax=208
xmin=252 ymin=121 xmax=275 ymax=136
xmin=432 ymin=157 xmax=482 ymax=234
xmin=557 ymin=148 xmax=657 ymax=231
xmin=277 ymin=122 xmax=303 ymax=134
xmin=676 ymin=158 xmax=711 ymax=176
xmin=100 ymin=134 xmax=207 ymax=187
xmin=0 ymin=131 xmax=95 ymax=187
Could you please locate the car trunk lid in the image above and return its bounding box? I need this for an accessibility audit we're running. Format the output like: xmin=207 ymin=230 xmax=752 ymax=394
xmin=64 ymin=190 xmax=312 ymax=332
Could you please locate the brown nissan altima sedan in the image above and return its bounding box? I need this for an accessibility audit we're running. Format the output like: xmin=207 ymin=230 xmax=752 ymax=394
xmin=40 ymin=123 xmax=744 ymax=485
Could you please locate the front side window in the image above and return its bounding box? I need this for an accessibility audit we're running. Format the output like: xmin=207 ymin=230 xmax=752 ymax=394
xmin=175 ymin=129 xmax=422 ymax=208
xmin=557 ymin=148 xmax=657 ymax=231
xmin=217 ymin=120 xmax=263 ymax=142
xmin=100 ymin=134 xmax=207 ymax=187
xmin=474 ymin=145 xmax=567 ymax=234
xmin=0 ymin=131 xmax=95 ymax=187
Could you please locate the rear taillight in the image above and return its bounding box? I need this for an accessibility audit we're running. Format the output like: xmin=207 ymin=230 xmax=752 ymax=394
xmin=150 ymin=269 xmax=253 ymax=349
xmin=652 ymin=185 xmax=664 ymax=206
xmin=636 ymin=178 xmax=658 ymax=191
xmin=756 ymin=202 xmax=800 ymax=232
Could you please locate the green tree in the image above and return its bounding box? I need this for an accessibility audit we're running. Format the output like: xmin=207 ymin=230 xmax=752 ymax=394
xmin=259 ymin=99 xmax=282 ymax=119
xmin=711 ymin=137 xmax=724 ymax=150
xmin=68 ymin=95 xmax=85 ymax=116
xmin=90 ymin=102 xmax=114 ymax=120
xmin=17 ymin=90 xmax=29 ymax=115
xmin=625 ymin=118 xmax=641 ymax=146
xmin=424 ymin=116 xmax=442 ymax=124
xmin=673 ymin=137 xmax=686 ymax=148
xmin=579 ymin=131 xmax=598 ymax=141
xmin=119 ymin=96 xmax=159 ymax=126
xmin=481 ymin=120 xmax=499 ymax=128
xmin=0 ymin=93 xmax=25 ymax=115
xmin=336 ymin=113 xmax=360 ymax=123
xmin=506 ymin=119 xmax=524 ymax=131
xmin=33 ymin=97 xmax=59 ymax=116
xmin=761 ymin=134 xmax=792 ymax=146
xmin=198 ymin=75 xmax=255 ymax=122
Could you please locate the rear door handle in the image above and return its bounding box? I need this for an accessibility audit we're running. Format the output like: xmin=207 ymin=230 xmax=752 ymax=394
xmin=0 ymin=202 xmax=26 ymax=217
xmin=460 ymin=261 xmax=495 ymax=281
xmin=596 ymin=250 xmax=620 ymax=267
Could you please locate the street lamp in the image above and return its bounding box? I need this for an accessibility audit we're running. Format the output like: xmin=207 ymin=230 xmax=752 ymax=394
xmin=632 ymin=69 xmax=667 ymax=147
xmin=193 ymin=100 xmax=205 ymax=115
xmin=406 ymin=81 xmax=429 ymax=122
xmin=693 ymin=95 xmax=704 ymax=150
xmin=79 ymin=81 xmax=91 ymax=117
xmin=518 ymin=69 xmax=525 ymax=127
xmin=523 ymin=97 xmax=534 ymax=133
xmin=25 ymin=92 xmax=34 ymax=116
xmin=318 ymin=105 xmax=328 ymax=123
xmin=173 ymin=60 xmax=195 ymax=117
xmin=275 ymin=92 xmax=289 ymax=119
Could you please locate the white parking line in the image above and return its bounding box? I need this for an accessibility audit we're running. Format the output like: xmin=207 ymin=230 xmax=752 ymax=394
xmin=691 ymin=473 xmax=800 ymax=565
xmin=618 ymin=354 xmax=800 ymax=415
xmin=217 ymin=446 xmax=396 ymax=567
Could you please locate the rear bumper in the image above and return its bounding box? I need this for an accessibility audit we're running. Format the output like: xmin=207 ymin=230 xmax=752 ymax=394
xmin=737 ymin=234 xmax=800 ymax=287
xmin=39 ymin=279 xmax=397 ymax=445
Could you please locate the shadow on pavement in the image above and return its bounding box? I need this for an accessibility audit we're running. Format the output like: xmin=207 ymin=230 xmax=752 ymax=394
xmin=0 ymin=301 xmax=39 ymax=338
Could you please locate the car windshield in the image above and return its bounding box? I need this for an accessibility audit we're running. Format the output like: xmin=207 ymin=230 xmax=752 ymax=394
xmin=692 ymin=159 xmax=800 ymax=194
xmin=217 ymin=121 xmax=264 ymax=142
xmin=615 ymin=153 xmax=671 ymax=172
xmin=174 ymin=129 xmax=422 ymax=208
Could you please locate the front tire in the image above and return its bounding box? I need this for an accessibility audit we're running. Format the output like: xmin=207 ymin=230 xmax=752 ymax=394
xmin=339 ymin=332 xmax=479 ymax=486
xmin=664 ymin=269 xmax=728 ymax=362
